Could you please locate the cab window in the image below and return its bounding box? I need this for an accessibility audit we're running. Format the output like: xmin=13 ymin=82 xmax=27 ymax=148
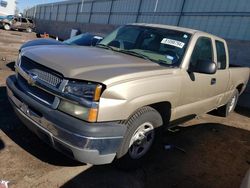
xmin=189 ymin=37 xmax=213 ymax=71
xmin=215 ymin=40 xmax=227 ymax=69
xmin=21 ymin=18 xmax=27 ymax=23
xmin=28 ymin=19 xmax=33 ymax=23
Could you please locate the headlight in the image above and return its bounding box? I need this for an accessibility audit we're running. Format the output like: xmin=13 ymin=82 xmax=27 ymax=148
xmin=58 ymin=100 xmax=98 ymax=122
xmin=16 ymin=53 xmax=22 ymax=66
xmin=59 ymin=80 xmax=104 ymax=122
xmin=15 ymin=53 xmax=22 ymax=74
xmin=64 ymin=81 xmax=103 ymax=101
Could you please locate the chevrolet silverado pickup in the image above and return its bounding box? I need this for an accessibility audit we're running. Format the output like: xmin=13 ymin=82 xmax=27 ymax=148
xmin=6 ymin=23 xmax=249 ymax=165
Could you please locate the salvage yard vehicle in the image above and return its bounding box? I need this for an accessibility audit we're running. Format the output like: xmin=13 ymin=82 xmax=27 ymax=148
xmin=19 ymin=33 xmax=104 ymax=52
xmin=6 ymin=23 xmax=249 ymax=166
xmin=0 ymin=15 xmax=14 ymax=21
xmin=0 ymin=16 xmax=34 ymax=32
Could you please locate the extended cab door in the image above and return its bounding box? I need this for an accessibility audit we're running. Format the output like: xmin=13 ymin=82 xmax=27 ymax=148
xmin=20 ymin=18 xmax=28 ymax=29
xmin=213 ymin=40 xmax=230 ymax=106
xmin=175 ymin=36 xmax=224 ymax=119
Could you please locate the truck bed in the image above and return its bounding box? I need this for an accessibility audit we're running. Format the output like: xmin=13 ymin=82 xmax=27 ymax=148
xmin=229 ymin=67 xmax=250 ymax=95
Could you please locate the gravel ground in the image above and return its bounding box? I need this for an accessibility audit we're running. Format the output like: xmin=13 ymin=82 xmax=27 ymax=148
xmin=0 ymin=29 xmax=249 ymax=188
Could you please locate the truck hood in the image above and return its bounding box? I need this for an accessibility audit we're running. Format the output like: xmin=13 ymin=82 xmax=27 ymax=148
xmin=22 ymin=45 xmax=176 ymax=86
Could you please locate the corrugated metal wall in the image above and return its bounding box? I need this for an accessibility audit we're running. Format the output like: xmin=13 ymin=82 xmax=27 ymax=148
xmin=180 ymin=0 xmax=250 ymax=40
xmin=25 ymin=0 xmax=250 ymax=40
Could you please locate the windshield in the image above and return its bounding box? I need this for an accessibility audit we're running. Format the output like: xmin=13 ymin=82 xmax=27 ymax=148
xmin=99 ymin=25 xmax=191 ymax=66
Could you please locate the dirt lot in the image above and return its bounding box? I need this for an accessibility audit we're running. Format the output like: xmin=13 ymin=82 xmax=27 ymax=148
xmin=0 ymin=29 xmax=249 ymax=188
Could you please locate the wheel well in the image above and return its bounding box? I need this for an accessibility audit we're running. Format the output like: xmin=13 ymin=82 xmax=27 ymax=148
xmin=149 ymin=102 xmax=171 ymax=126
xmin=236 ymin=84 xmax=244 ymax=94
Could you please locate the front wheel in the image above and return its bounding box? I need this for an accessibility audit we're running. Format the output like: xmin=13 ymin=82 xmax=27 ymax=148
xmin=115 ymin=106 xmax=162 ymax=169
xmin=128 ymin=122 xmax=155 ymax=160
xmin=217 ymin=90 xmax=239 ymax=117
xmin=4 ymin=24 xmax=10 ymax=31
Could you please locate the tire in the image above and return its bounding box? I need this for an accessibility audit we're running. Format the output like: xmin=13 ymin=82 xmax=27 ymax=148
xmin=26 ymin=27 xmax=32 ymax=33
xmin=217 ymin=90 xmax=239 ymax=117
xmin=115 ymin=106 xmax=163 ymax=169
xmin=4 ymin=24 xmax=10 ymax=31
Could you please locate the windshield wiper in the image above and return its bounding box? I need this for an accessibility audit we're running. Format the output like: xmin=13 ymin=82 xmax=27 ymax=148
xmin=96 ymin=45 xmax=151 ymax=62
xmin=96 ymin=43 xmax=114 ymax=50
xmin=118 ymin=49 xmax=153 ymax=62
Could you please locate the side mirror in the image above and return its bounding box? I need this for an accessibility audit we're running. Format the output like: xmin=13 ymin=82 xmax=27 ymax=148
xmin=192 ymin=60 xmax=217 ymax=74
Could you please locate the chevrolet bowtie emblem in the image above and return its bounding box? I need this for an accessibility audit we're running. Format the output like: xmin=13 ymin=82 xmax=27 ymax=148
xmin=27 ymin=72 xmax=38 ymax=86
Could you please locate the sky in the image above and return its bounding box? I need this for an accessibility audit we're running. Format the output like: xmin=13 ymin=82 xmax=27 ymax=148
xmin=18 ymin=0 xmax=62 ymax=12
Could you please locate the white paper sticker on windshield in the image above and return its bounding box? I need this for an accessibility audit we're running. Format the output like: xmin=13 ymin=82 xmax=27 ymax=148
xmin=161 ymin=38 xmax=185 ymax=48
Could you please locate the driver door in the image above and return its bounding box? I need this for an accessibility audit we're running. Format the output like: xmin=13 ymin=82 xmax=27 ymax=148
xmin=11 ymin=17 xmax=21 ymax=29
xmin=175 ymin=37 xmax=218 ymax=119
xmin=20 ymin=18 xmax=28 ymax=29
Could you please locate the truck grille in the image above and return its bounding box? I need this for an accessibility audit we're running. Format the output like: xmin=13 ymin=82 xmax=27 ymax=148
xmin=20 ymin=56 xmax=63 ymax=88
xmin=17 ymin=73 xmax=55 ymax=106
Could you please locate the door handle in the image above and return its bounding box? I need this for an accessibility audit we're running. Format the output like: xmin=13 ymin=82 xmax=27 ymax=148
xmin=211 ymin=78 xmax=216 ymax=85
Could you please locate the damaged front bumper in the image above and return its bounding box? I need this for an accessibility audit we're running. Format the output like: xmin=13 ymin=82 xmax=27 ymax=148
xmin=6 ymin=75 xmax=126 ymax=165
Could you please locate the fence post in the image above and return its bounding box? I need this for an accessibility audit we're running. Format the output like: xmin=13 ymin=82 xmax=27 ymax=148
xmin=33 ymin=6 xmax=36 ymax=19
xmin=88 ymin=1 xmax=94 ymax=23
xmin=177 ymin=0 xmax=186 ymax=26
xmin=135 ymin=0 xmax=142 ymax=22
xmin=49 ymin=4 xmax=52 ymax=21
xmin=107 ymin=0 xmax=114 ymax=24
xmin=55 ymin=5 xmax=59 ymax=21
xmin=75 ymin=3 xmax=80 ymax=22
xmin=65 ymin=4 xmax=68 ymax=21
xmin=39 ymin=6 xmax=42 ymax=19
xmin=43 ymin=6 xmax=46 ymax=20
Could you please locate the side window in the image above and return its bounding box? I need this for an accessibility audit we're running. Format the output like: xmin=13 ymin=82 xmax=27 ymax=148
xmin=190 ymin=37 xmax=213 ymax=70
xmin=21 ymin=18 xmax=27 ymax=23
xmin=215 ymin=40 xmax=227 ymax=69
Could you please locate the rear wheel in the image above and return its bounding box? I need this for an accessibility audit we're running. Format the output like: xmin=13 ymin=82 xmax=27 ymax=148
xmin=115 ymin=106 xmax=162 ymax=169
xmin=26 ymin=27 xmax=32 ymax=33
xmin=217 ymin=90 xmax=239 ymax=117
xmin=4 ymin=24 xmax=10 ymax=31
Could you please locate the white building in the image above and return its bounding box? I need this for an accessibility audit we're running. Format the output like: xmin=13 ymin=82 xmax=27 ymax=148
xmin=0 ymin=0 xmax=17 ymax=16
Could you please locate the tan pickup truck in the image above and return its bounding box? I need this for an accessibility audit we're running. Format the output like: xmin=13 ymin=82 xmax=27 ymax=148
xmin=6 ymin=23 xmax=249 ymax=166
